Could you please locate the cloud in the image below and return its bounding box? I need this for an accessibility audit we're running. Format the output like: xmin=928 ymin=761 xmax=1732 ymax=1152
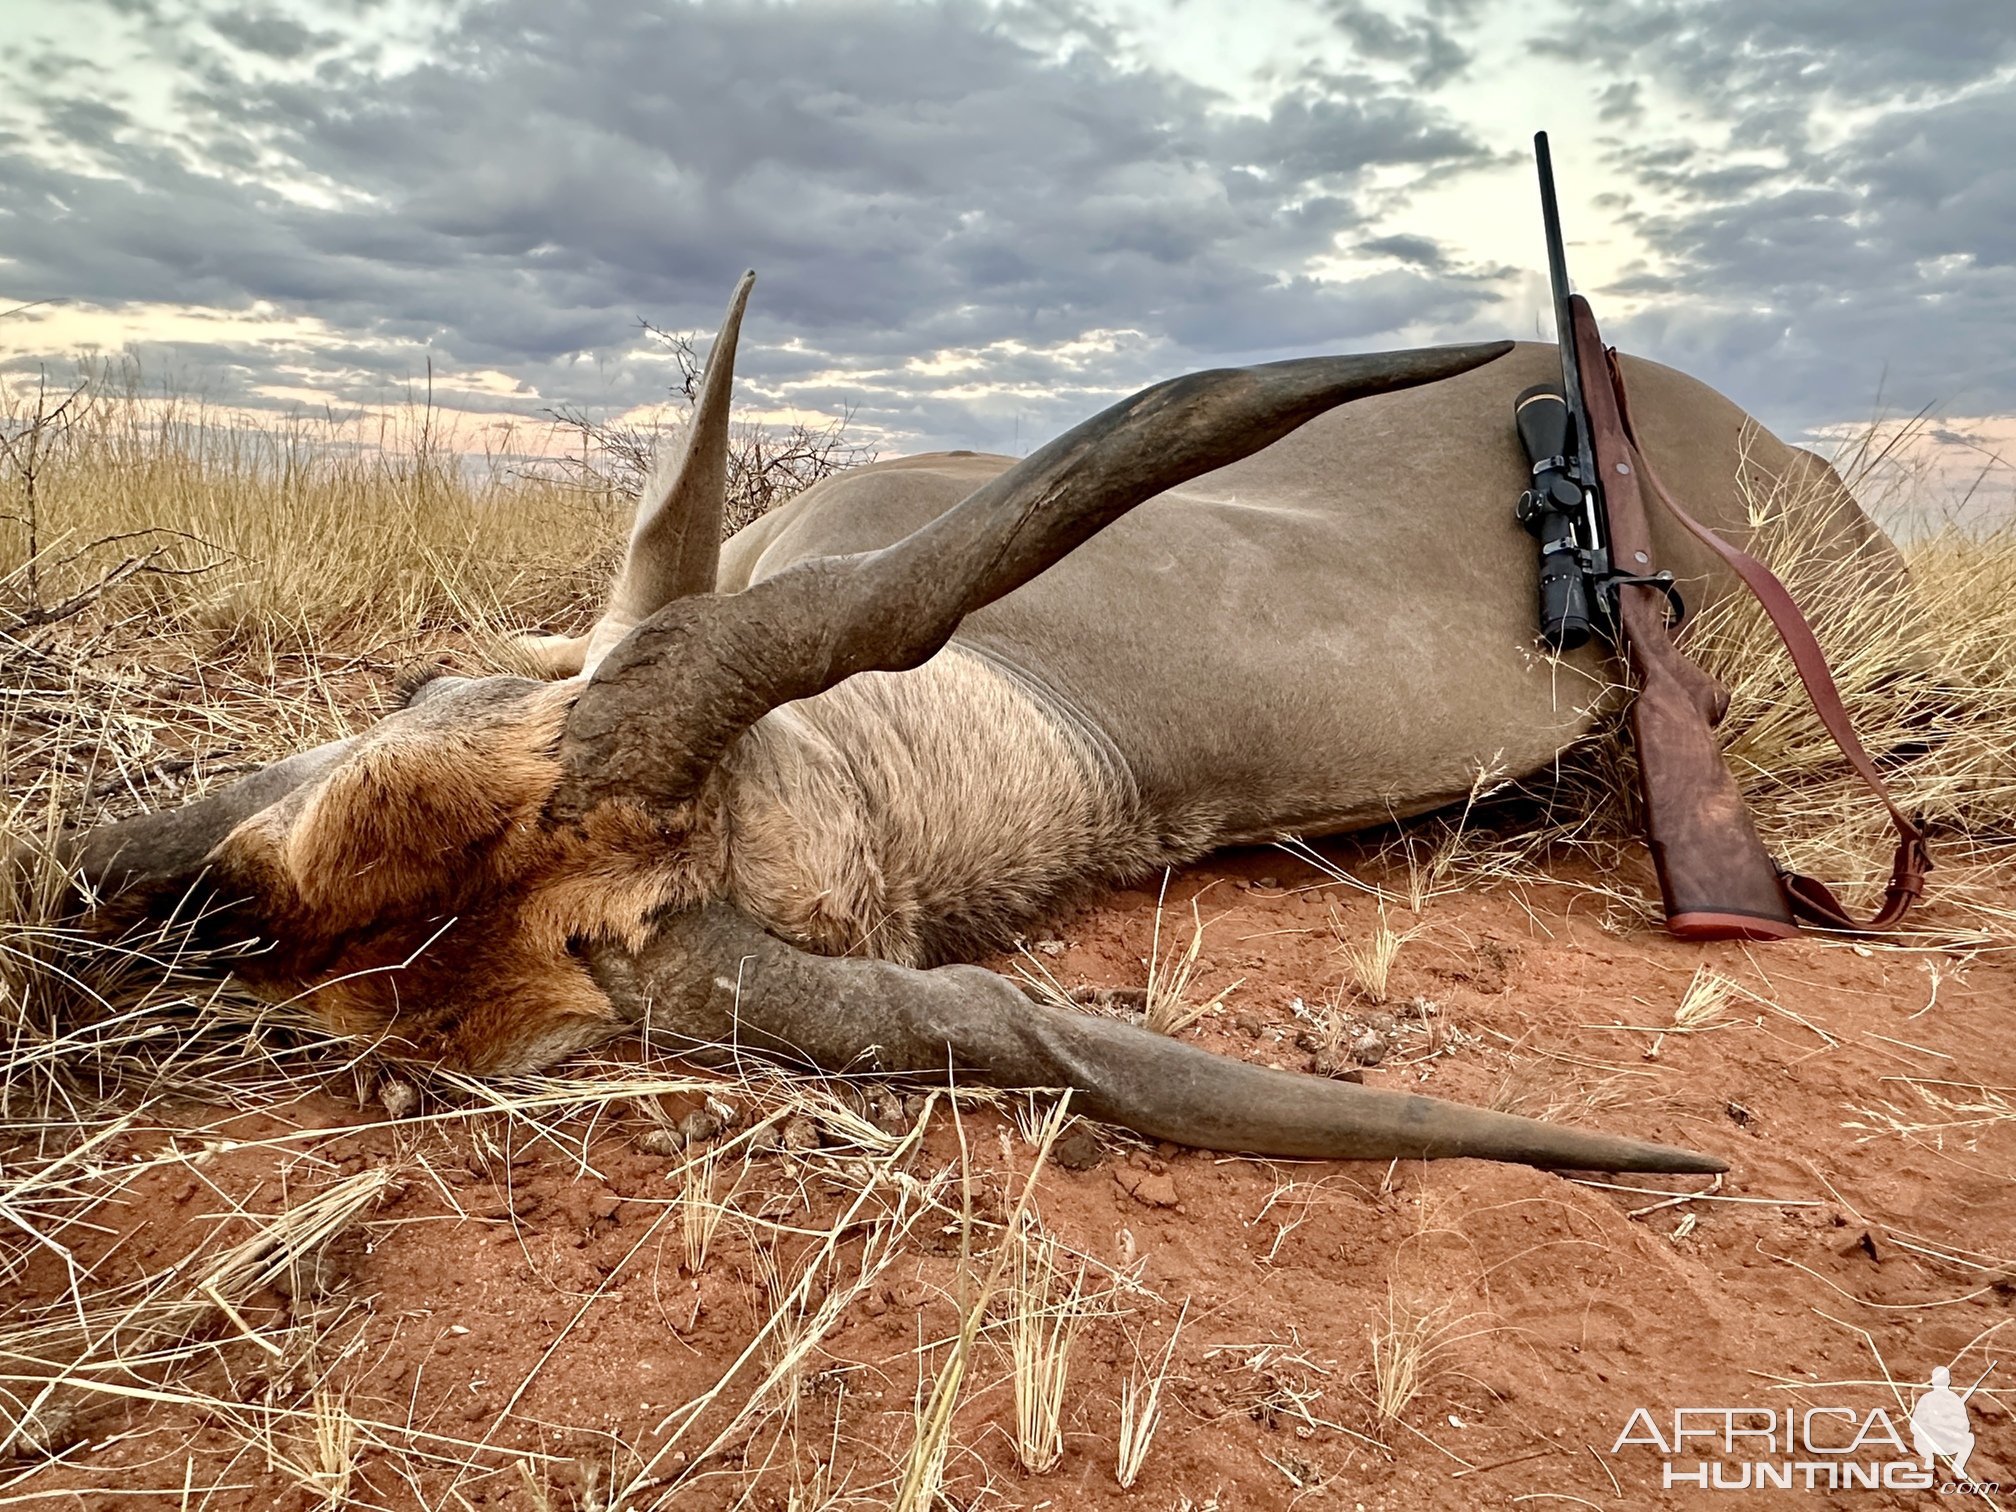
xmin=11 ymin=0 xmax=2010 ymax=459
xmin=1357 ymin=233 xmax=1450 ymax=271
xmin=1534 ymin=0 xmax=2016 ymax=435
xmin=1321 ymin=0 xmax=1471 ymax=87
xmin=0 ymin=0 xmax=1497 ymax=451
xmin=1543 ymin=0 xmax=2016 ymax=111
xmin=209 ymin=6 xmax=341 ymax=59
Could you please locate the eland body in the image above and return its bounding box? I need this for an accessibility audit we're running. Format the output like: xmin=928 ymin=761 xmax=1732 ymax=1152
xmin=65 ymin=275 xmax=1905 ymax=1174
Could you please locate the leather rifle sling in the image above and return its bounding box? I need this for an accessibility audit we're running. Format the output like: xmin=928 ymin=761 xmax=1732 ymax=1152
xmin=1569 ymin=299 xmax=1797 ymax=937
xmin=1602 ymin=346 xmax=1932 ymax=933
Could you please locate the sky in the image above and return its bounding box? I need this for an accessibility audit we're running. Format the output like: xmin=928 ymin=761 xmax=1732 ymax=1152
xmin=2 ymin=0 xmax=2013 ymax=516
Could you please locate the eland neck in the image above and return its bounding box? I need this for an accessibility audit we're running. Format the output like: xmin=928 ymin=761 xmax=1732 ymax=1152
xmin=715 ymin=646 xmax=1165 ymax=966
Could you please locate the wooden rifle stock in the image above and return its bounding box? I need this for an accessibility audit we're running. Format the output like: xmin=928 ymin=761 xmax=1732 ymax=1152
xmin=1533 ymin=132 xmax=1926 ymax=937
xmin=1567 ymin=297 xmax=1801 ymax=940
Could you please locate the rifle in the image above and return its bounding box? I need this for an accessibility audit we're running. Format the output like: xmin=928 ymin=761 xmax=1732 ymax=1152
xmin=1516 ymin=132 xmax=1931 ymax=940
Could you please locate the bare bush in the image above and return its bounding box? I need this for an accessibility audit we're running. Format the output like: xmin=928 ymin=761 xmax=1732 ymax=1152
xmin=544 ymin=317 xmax=876 ymax=536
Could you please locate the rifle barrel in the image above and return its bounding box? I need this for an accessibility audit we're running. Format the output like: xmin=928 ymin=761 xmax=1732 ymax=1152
xmin=1533 ymin=131 xmax=1588 ymax=457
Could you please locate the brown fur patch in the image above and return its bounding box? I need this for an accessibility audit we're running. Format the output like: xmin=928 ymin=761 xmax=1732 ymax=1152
xmin=210 ymin=682 xmax=731 ymax=1072
xmin=279 ymin=684 xmax=575 ymax=931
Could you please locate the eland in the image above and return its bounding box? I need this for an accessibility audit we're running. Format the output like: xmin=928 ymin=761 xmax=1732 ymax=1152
xmin=61 ymin=274 xmax=1908 ymax=1175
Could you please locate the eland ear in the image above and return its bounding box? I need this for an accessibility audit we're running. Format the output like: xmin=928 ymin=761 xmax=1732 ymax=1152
xmin=221 ymin=682 xmax=574 ymax=940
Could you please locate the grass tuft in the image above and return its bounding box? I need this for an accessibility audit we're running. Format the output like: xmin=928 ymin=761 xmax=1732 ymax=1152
xmin=1143 ymin=874 xmax=1241 ymax=1036
xmin=1114 ymin=1299 xmax=1186 ymax=1490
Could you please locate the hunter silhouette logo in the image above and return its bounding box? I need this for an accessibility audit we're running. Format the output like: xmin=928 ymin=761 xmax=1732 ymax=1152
xmin=1913 ymin=1364 xmax=1994 ymax=1479
xmin=1608 ymin=1358 xmax=2000 ymax=1494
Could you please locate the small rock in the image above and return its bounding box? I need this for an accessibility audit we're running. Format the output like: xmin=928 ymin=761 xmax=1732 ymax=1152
xmin=1231 ymin=1010 xmax=1266 ymax=1039
xmin=746 ymin=1122 xmax=784 ymax=1157
xmin=638 ymin=1127 xmax=685 ymax=1157
xmin=1399 ymin=996 xmax=1440 ymax=1020
xmin=1052 ymin=1126 xmax=1106 ymax=1171
xmin=867 ymin=1091 xmax=909 ymax=1136
xmin=377 ymin=1078 xmax=420 ymax=1121
xmin=680 ymin=1110 xmax=723 ymax=1148
xmin=1035 ymin=938 xmax=1067 ymax=957
xmin=1725 ymin=1101 xmax=1753 ymax=1127
xmin=1350 ymin=1030 xmax=1390 ymax=1067
xmin=273 ymin=1246 xmax=344 ymax=1301
xmin=1367 ymin=1011 xmax=1397 ymax=1036
xmin=1115 ymin=1167 xmax=1180 ymax=1209
xmin=6 ymin=1400 xmax=85 ymax=1457
xmin=1255 ymin=876 xmax=1279 ymax=890
xmin=780 ymin=1114 xmax=822 ymax=1153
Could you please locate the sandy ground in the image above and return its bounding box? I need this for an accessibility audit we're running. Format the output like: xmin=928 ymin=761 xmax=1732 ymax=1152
xmin=7 ymin=836 xmax=2014 ymax=1511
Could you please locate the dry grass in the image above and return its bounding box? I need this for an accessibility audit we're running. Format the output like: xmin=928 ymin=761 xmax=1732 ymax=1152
xmin=262 ymin=1385 xmax=363 ymax=1509
xmin=1114 ymin=1298 xmax=1185 ymax=1490
xmin=1143 ymin=873 xmax=1241 ymax=1035
xmin=681 ymin=1139 xmax=742 ymax=1276
xmin=1 ymin=366 xmax=620 ymax=660
xmin=1005 ymin=1227 xmax=1095 ymax=1474
xmin=893 ymin=1097 xmax=1071 ymax=1512
xmin=0 ymin=1163 xmax=393 ymax=1460
xmin=1673 ymin=965 xmax=1740 ymax=1030
xmin=1846 ymin=1075 xmax=2016 ymax=1152
xmin=1333 ymin=905 xmax=1421 ymax=1006
xmin=1362 ymin=1288 xmax=1483 ymax=1441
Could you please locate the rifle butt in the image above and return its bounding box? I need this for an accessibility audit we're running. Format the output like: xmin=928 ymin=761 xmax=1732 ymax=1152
xmin=1624 ymin=606 xmax=1799 ymax=942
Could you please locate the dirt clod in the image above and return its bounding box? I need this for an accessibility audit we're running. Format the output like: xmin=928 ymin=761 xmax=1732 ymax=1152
xmin=867 ymin=1090 xmax=908 ymax=1136
xmin=1051 ymin=1125 xmax=1106 ymax=1171
xmin=679 ymin=1109 xmax=723 ymax=1148
xmin=638 ymin=1126 xmax=685 ymax=1157
xmin=1114 ymin=1166 xmax=1180 ymax=1208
